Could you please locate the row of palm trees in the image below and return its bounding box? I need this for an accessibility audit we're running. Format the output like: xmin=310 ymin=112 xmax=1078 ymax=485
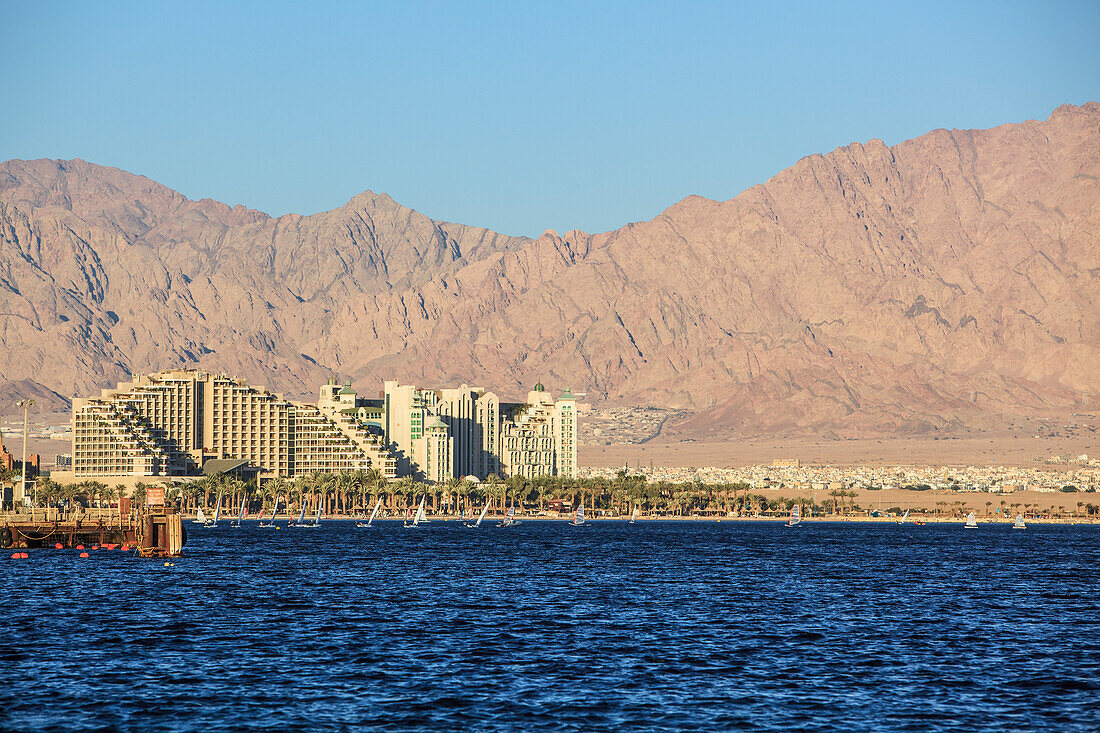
xmin=13 ymin=469 xmax=1100 ymax=519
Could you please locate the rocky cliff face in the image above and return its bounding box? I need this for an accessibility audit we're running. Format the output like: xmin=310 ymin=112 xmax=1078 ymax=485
xmin=1 ymin=104 xmax=1097 ymax=435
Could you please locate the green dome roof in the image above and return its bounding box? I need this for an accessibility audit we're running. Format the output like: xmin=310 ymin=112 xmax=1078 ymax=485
xmin=534 ymin=382 xmax=545 ymax=392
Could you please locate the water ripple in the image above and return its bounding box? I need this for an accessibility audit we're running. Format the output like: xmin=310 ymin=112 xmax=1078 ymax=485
xmin=3 ymin=521 xmax=1099 ymax=731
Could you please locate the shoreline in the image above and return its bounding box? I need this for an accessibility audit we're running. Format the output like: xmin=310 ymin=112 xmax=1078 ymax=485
xmin=180 ymin=513 xmax=1100 ymax=526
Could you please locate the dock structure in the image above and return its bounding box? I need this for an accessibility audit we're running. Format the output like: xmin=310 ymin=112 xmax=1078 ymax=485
xmin=1 ymin=506 xmax=186 ymax=556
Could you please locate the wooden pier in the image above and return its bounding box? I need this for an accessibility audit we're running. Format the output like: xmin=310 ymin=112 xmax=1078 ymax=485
xmin=1 ymin=506 xmax=186 ymax=556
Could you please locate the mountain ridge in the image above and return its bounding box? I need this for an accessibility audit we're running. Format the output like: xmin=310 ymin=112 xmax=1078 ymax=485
xmin=1 ymin=103 xmax=1097 ymax=437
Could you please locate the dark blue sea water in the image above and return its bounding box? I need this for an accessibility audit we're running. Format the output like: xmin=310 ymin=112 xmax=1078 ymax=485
xmin=3 ymin=520 xmax=1099 ymax=732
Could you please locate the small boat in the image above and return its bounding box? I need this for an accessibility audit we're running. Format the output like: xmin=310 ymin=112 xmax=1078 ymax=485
xmin=964 ymin=511 xmax=978 ymax=529
xmin=301 ymin=502 xmax=322 ymax=528
xmin=785 ymin=503 xmax=801 ymax=527
xmin=571 ymin=504 xmax=586 ymax=527
xmin=357 ymin=498 xmax=382 ymax=528
xmin=260 ymin=497 xmax=281 ymax=528
xmin=629 ymin=506 xmax=639 ymax=524
xmin=896 ymin=509 xmax=909 ymax=525
xmin=230 ymin=499 xmax=246 ymax=528
xmin=498 ymin=505 xmax=517 ymax=528
xmin=205 ymin=494 xmax=223 ymax=527
xmin=193 ymin=508 xmax=207 ymax=525
xmin=1013 ymin=513 xmax=1026 ymax=530
xmin=466 ymin=499 xmax=491 ymax=528
xmin=404 ymin=496 xmax=427 ymax=529
xmin=290 ymin=500 xmax=307 ymax=527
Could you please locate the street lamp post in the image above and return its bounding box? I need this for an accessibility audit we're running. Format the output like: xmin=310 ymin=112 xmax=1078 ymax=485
xmin=16 ymin=399 xmax=33 ymax=508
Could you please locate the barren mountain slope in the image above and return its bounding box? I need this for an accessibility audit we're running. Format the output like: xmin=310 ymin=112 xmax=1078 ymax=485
xmin=0 ymin=104 xmax=1096 ymax=436
xmin=311 ymin=103 xmax=1099 ymax=436
xmin=0 ymin=160 xmax=530 ymax=400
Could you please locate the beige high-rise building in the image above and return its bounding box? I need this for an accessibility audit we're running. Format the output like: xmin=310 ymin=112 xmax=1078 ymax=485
xmin=499 ymin=384 xmax=578 ymax=479
xmin=379 ymin=379 xmax=577 ymax=481
xmin=382 ymin=380 xmax=438 ymax=477
xmin=415 ymin=415 xmax=453 ymax=484
xmin=72 ymin=370 xmax=205 ymax=475
xmin=203 ymin=374 xmax=292 ymax=477
xmin=437 ymin=385 xmax=500 ymax=479
xmin=71 ymin=370 xmax=396 ymax=479
xmin=72 ymin=371 xmax=578 ymax=482
xmin=71 ymin=399 xmax=172 ymax=477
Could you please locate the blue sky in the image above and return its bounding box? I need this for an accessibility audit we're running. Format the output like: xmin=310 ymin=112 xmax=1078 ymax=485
xmin=3 ymin=1 xmax=1098 ymax=236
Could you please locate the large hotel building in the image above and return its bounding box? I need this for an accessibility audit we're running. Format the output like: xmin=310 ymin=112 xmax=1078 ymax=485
xmin=69 ymin=370 xmax=579 ymax=482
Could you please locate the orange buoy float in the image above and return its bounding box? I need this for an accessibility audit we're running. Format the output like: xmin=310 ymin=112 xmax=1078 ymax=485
xmin=76 ymin=544 xmax=85 ymax=550
xmin=20 ymin=552 xmax=28 ymax=558
xmin=10 ymin=552 xmax=19 ymax=559
xmin=79 ymin=552 xmax=89 ymax=558
xmin=55 ymin=543 xmax=64 ymax=549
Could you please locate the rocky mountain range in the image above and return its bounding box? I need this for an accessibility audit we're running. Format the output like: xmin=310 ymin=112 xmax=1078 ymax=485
xmin=1 ymin=103 xmax=1097 ymax=438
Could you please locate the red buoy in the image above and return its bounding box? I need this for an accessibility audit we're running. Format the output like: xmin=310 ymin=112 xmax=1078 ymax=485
xmin=79 ymin=552 xmax=89 ymax=558
xmin=20 ymin=552 xmax=28 ymax=558
xmin=55 ymin=543 xmax=64 ymax=549
xmin=10 ymin=553 xmax=18 ymax=559
xmin=76 ymin=544 xmax=85 ymax=550
xmin=92 ymin=545 xmax=99 ymax=550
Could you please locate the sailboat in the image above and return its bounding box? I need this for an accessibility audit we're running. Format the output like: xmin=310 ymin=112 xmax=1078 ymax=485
xmin=466 ymin=499 xmax=491 ymax=528
xmin=896 ymin=509 xmax=910 ymax=525
xmin=629 ymin=505 xmax=639 ymax=524
xmin=302 ymin=501 xmax=322 ymax=528
xmin=290 ymin=499 xmax=307 ymax=527
xmin=205 ymin=494 xmax=223 ymax=527
xmin=964 ymin=511 xmax=978 ymax=529
xmin=571 ymin=504 xmax=586 ymax=527
xmin=357 ymin=498 xmax=382 ymax=528
xmin=260 ymin=497 xmax=280 ymax=528
xmin=1013 ymin=513 xmax=1026 ymax=530
xmin=498 ymin=504 xmax=519 ymax=528
xmin=785 ymin=503 xmax=801 ymax=527
xmin=193 ymin=507 xmax=207 ymax=525
xmin=231 ymin=498 xmax=246 ymax=528
xmin=404 ymin=495 xmax=427 ymax=529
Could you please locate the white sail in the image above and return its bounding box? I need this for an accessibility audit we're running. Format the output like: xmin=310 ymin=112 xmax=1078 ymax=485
xmin=367 ymin=498 xmax=381 ymax=527
xmin=233 ymin=497 xmax=246 ymax=526
xmin=573 ymin=504 xmax=585 ymax=525
xmin=413 ymin=495 xmax=427 ymax=526
xmin=262 ymin=497 xmax=280 ymax=527
xmin=296 ymin=500 xmax=307 ymax=524
xmin=195 ymin=507 xmax=207 ymax=524
xmin=902 ymin=509 xmax=909 ymax=521
xmin=313 ymin=501 xmax=322 ymax=526
xmin=475 ymin=499 xmax=490 ymax=527
xmin=787 ymin=503 xmax=800 ymax=526
xmin=503 ymin=505 xmax=515 ymax=526
xmin=965 ymin=511 xmax=977 ymax=528
xmin=1013 ymin=513 xmax=1026 ymax=529
xmin=208 ymin=494 xmax=222 ymax=526
xmin=630 ymin=506 xmax=638 ymax=523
